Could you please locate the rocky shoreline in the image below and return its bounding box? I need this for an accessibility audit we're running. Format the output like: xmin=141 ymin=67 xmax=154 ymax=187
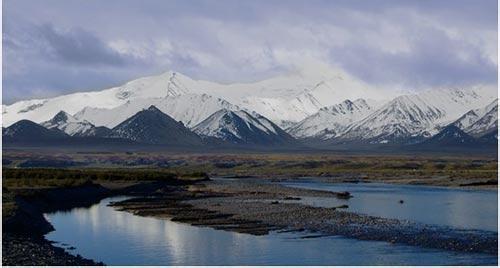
xmin=2 ymin=233 xmax=102 ymax=266
xmin=111 ymin=179 xmax=498 ymax=255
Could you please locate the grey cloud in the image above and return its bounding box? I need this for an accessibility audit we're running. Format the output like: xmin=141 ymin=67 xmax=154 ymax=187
xmin=330 ymin=25 xmax=497 ymax=88
xmin=37 ymin=24 xmax=127 ymax=66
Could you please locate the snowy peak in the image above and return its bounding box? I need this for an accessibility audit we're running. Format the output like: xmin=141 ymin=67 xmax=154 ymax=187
xmin=50 ymin=111 xmax=73 ymax=124
xmin=287 ymin=98 xmax=376 ymax=139
xmin=453 ymin=99 xmax=497 ymax=128
xmin=109 ymin=105 xmax=202 ymax=145
xmin=225 ymin=68 xmax=391 ymax=125
xmin=452 ymin=99 xmax=498 ymax=137
xmin=465 ymin=105 xmax=497 ymax=137
xmin=192 ymin=109 xmax=296 ymax=145
xmin=453 ymin=110 xmax=482 ymax=130
xmin=155 ymin=94 xmax=238 ymax=128
xmin=114 ymin=71 xmax=191 ymax=100
xmin=41 ymin=110 xmax=109 ymax=137
xmin=145 ymin=105 xmax=163 ymax=113
xmin=319 ymin=99 xmax=370 ymax=115
xmin=1 ymin=70 xmax=196 ymax=127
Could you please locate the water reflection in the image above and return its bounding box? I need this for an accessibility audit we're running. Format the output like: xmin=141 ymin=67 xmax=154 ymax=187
xmin=282 ymin=182 xmax=498 ymax=232
xmin=45 ymin=197 xmax=496 ymax=265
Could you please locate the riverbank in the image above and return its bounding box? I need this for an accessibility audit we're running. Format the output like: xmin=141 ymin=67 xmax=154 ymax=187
xmin=2 ymin=169 xmax=497 ymax=265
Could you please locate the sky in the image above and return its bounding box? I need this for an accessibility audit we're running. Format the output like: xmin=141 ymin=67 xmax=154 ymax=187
xmin=3 ymin=0 xmax=498 ymax=104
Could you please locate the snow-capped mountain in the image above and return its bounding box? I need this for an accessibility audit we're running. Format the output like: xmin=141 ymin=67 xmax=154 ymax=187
xmin=287 ymin=99 xmax=379 ymax=139
xmin=192 ymin=109 xmax=296 ymax=145
xmin=2 ymin=64 xmax=393 ymax=128
xmin=2 ymin=71 xmax=204 ymax=127
xmin=3 ymin=120 xmax=69 ymax=142
xmin=215 ymin=65 xmax=392 ymax=127
xmin=466 ymin=107 xmax=498 ymax=137
xmin=74 ymin=93 xmax=238 ymax=128
xmin=452 ymin=99 xmax=498 ymax=137
xmin=109 ymin=105 xmax=202 ymax=145
xmin=339 ymin=87 xmax=496 ymax=143
xmin=40 ymin=111 xmax=111 ymax=137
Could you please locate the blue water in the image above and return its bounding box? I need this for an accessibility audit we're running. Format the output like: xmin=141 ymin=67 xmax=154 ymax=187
xmin=282 ymin=180 xmax=498 ymax=232
xmin=45 ymin=196 xmax=497 ymax=265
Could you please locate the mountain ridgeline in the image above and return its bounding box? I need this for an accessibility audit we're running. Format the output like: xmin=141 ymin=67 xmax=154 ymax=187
xmin=3 ymin=106 xmax=301 ymax=148
xmin=2 ymin=69 xmax=498 ymax=152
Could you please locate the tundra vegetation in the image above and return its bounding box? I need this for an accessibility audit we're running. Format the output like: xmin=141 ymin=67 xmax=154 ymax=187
xmin=3 ymin=150 xmax=497 ymax=181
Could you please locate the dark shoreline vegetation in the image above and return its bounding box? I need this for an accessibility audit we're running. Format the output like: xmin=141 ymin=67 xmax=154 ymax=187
xmin=2 ymin=152 xmax=498 ymax=265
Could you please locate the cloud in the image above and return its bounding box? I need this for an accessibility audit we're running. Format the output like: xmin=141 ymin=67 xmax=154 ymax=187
xmin=2 ymin=0 xmax=498 ymax=103
xmin=324 ymin=9 xmax=498 ymax=88
xmin=37 ymin=24 xmax=128 ymax=66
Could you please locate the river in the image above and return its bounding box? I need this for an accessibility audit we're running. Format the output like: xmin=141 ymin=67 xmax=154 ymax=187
xmin=44 ymin=181 xmax=497 ymax=265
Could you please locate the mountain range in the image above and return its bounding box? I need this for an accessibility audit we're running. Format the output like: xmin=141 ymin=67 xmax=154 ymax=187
xmin=2 ymin=67 xmax=498 ymax=151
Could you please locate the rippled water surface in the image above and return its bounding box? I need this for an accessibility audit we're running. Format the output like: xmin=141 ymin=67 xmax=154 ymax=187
xmin=45 ymin=195 xmax=497 ymax=265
